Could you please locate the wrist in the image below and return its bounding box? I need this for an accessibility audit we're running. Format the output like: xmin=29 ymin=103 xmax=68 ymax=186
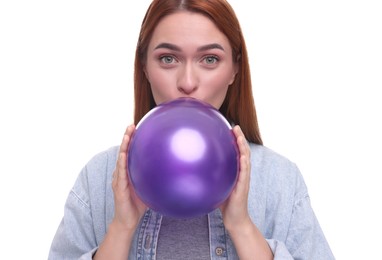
xmin=224 ymin=215 xmax=253 ymax=235
xmin=109 ymin=218 xmax=139 ymax=236
xmin=226 ymin=218 xmax=273 ymax=260
xmin=93 ymin=219 xmax=137 ymax=260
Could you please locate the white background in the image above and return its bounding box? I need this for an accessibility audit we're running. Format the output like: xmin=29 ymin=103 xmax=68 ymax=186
xmin=1 ymin=0 xmax=381 ymax=259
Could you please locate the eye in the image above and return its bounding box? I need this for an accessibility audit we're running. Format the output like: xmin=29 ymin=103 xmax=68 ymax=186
xmin=203 ymin=55 xmax=219 ymax=65
xmin=160 ymin=55 xmax=176 ymax=64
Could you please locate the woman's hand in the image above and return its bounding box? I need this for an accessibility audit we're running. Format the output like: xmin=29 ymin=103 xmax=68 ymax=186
xmin=111 ymin=124 xmax=147 ymax=231
xmin=94 ymin=125 xmax=147 ymax=260
xmin=220 ymin=125 xmax=252 ymax=229
xmin=220 ymin=125 xmax=273 ymax=260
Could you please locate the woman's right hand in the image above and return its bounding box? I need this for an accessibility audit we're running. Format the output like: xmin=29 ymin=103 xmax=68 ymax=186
xmin=94 ymin=125 xmax=147 ymax=259
xmin=111 ymin=124 xmax=147 ymax=230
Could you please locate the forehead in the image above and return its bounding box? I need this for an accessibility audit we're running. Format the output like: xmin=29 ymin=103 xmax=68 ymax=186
xmin=149 ymin=11 xmax=231 ymax=49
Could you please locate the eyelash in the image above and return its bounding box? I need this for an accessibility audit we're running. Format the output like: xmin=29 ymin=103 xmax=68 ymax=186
xmin=159 ymin=55 xmax=176 ymax=64
xmin=158 ymin=55 xmax=220 ymax=65
xmin=204 ymin=55 xmax=219 ymax=64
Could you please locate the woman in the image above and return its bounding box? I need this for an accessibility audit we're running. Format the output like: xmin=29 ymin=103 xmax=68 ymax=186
xmin=49 ymin=0 xmax=334 ymax=259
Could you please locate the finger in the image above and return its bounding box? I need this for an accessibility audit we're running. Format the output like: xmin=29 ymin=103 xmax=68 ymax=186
xmin=119 ymin=124 xmax=136 ymax=174
xmin=124 ymin=125 xmax=136 ymax=178
xmin=233 ymin=125 xmax=250 ymax=157
xmin=232 ymin=126 xmax=251 ymax=190
xmin=114 ymin=125 xmax=135 ymax=190
xmin=120 ymin=124 xmax=136 ymax=154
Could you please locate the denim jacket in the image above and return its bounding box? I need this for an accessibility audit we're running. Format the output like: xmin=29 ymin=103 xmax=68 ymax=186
xmin=49 ymin=144 xmax=334 ymax=259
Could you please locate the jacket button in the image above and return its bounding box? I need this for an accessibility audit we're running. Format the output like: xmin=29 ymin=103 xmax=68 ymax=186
xmin=215 ymin=247 xmax=224 ymax=256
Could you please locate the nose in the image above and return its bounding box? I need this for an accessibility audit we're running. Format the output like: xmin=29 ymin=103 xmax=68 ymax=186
xmin=177 ymin=63 xmax=198 ymax=95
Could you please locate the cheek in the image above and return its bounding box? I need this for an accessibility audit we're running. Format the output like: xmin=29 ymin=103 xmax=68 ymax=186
xmin=207 ymin=63 xmax=236 ymax=86
xmin=204 ymin=72 xmax=233 ymax=92
xmin=202 ymin=71 xmax=234 ymax=108
xmin=146 ymin=69 xmax=174 ymax=103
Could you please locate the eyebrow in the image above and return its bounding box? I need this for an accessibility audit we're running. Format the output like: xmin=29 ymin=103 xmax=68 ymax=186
xmin=154 ymin=42 xmax=225 ymax=52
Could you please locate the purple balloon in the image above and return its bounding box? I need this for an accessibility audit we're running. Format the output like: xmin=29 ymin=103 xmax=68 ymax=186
xmin=128 ymin=97 xmax=239 ymax=218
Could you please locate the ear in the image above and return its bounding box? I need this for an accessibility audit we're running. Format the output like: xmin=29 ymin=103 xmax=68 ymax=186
xmin=143 ymin=65 xmax=149 ymax=81
xmin=228 ymin=62 xmax=239 ymax=85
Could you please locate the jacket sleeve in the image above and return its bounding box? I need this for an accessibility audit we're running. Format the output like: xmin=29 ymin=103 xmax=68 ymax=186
xmin=265 ymin=193 xmax=335 ymax=260
xmin=266 ymin=239 xmax=294 ymax=259
xmin=269 ymin=167 xmax=335 ymax=260
xmin=285 ymin=191 xmax=335 ymax=259
xmin=48 ymin=166 xmax=99 ymax=260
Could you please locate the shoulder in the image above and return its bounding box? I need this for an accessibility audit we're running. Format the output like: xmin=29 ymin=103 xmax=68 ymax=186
xmin=71 ymin=146 xmax=119 ymax=199
xmin=84 ymin=145 xmax=120 ymax=185
xmin=248 ymin=143 xmax=308 ymax=200
xmin=84 ymin=146 xmax=119 ymax=174
xmin=249 ymin=143 xmax=299 ymax=175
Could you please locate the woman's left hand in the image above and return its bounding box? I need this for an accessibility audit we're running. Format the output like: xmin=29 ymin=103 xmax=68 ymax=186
xmin=220 ymin=126 xmax=273 ymax=259
xmin=219 ymin=125 xmax=252 ymax=230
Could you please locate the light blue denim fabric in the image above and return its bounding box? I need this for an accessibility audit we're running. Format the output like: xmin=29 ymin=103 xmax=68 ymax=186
xmin=49 ymin=144 xmax=334 ymax=260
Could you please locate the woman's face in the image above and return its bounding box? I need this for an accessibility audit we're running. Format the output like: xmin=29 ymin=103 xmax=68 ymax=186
xmin=144 ymin=11 xmax=238 ymax=109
